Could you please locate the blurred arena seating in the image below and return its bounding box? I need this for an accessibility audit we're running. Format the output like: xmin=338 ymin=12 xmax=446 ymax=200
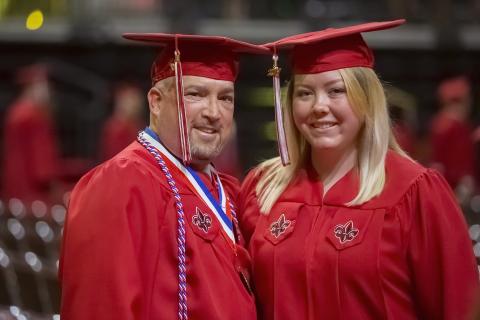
xmin=466 ymin=194 xmax=480 ymax=271
xmin=0 ymin=188 xmax=479 ymax=319
xmin=0 ymin=198 xmax=63 ymax=320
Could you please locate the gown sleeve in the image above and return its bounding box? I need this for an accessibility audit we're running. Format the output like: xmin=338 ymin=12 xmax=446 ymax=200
xmin=406 ymin=169 xmax=479 ymax=319
xmin=59 ymin=157 xmax=166 ymax=320
xmin=237 ymin=168 xmax=262 ymax=247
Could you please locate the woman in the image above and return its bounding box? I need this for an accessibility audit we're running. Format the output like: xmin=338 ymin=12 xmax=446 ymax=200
xmin=238 ymin=20 xmax=479 ymax=320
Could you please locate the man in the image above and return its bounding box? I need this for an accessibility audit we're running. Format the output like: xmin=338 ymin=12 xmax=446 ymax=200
xmin=59 ymin=34 xmax=268 ymax=319
xmin=2 ymin=64 xmax=60 ymax=204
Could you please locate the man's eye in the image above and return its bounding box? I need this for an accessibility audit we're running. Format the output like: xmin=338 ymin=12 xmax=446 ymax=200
xmin=221 ymin=96 xmax=234 ymax=103
xmin=185 ymin=92 xmax=199 ymax=97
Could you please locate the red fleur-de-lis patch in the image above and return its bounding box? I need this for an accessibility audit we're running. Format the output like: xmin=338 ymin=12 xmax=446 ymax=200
xmin=270 ymin=213 xmax=291 ymax=238
xmin=334 ymin=220 xmax=359 ymax=244
xmin=192 ymin=207 xmax=212 ymax=233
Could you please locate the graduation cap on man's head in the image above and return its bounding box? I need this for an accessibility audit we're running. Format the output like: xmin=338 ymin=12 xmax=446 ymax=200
xmin=122 ymin=33 xmax=270 ymax=164
xmin=123 ymin=33 xmax=270 ymax=84
xmin=262 ymin=19 xmax=406 ymax=166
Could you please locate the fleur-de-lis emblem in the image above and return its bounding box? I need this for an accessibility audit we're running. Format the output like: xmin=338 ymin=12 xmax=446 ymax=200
xmin=270 ymin=213 xmax=291 ymax=238
xmin=334 ymin=220 xmax=359 ymax=244
xmin=192 ymin=207 xmax=212 ymax=233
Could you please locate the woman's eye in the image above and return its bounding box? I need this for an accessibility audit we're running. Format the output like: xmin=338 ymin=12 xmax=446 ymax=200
xmin=185 ymin=92 xmax=199 ymax=97
xmin=295 ymin=90 xmax=312 ymax=98
xmin=329 ymin=87 xmax=346 ymax=95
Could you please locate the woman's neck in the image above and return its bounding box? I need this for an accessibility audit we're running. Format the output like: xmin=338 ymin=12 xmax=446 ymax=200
xmin=311 ymin=146 xmax=358 ymax=195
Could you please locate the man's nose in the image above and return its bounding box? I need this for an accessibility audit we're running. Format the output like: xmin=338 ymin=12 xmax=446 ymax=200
xmin=203 ymin=97 xmax=221 ymax=121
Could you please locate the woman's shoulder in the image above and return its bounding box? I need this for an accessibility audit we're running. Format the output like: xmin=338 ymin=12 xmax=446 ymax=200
xmin=241 ymin=157 xmax=282 ymax=192
xmin=385 ymin=150 xmax=427 ymax=185
xmin=237 ymin=159 xmax=282 ymax=245
xmin=362 ymin=150 xmax=431 ymax=209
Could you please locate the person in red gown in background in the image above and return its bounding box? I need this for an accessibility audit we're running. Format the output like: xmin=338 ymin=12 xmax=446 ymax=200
xmin=474 ymin=126 xmax=480 ymax=191
xmin=100 ymin=82 xmax=145 ymax=161
xmin=388 ymin=86 xmax=418 ymax=157
xmin=238 ymin=20 xmax=479 ymax=320
xmin=429 ymin=75 xmax=475 ymax=188
xmin=60 ymin=34 xmax=269 ymax=320
xmin=1 ymin=64 xmax=60 ymax=204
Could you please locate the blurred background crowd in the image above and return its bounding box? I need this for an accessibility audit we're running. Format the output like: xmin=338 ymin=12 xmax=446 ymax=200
xmin=1 ymin=0 xmax=480 ymax=319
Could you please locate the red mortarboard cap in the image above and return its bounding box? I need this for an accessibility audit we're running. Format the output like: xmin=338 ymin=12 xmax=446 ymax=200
xmin=264 ymin=19 xmax=405 ymax=74
xmin=122 ymin=33 xmax=270 ymax=83
xmin=122 ymin=33 xmax=269 ymax=165
xmin=437 ymin=75 xmax=471 ymax=104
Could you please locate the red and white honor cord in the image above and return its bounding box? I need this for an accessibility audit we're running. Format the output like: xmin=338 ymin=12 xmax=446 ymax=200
xmin=137 ymin=133 xmax=188 ymax=320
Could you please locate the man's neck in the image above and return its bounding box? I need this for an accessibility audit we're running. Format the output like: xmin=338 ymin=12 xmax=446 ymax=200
xmin=189 ymin=161 xmax=210 ymax=173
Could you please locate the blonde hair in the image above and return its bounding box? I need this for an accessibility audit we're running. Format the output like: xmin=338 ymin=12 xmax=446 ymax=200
xmin=255 ymin=67 xmax=408 ymax=214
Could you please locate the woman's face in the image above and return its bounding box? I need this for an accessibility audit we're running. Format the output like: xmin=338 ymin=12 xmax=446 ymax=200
xmin=292 ymin=70 xmax=363 ymax=154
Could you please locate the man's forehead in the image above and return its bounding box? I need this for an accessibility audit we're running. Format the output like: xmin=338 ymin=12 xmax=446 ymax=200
xmin=182 ymin=76 xmax=235 ymax=90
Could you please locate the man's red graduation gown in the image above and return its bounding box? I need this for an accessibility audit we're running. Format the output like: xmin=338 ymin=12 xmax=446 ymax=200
xmin=2 ymin=99 xmax=59 ymax=203
xmin=60 ymin=142 xmax=256 ymax=319
xmin=239 ymin=151 xmax=479 ymax=320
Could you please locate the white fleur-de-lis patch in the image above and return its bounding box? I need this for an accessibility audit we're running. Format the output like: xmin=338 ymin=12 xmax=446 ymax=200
xmin=270 ymin=213 xmax=291 ymax=238
xmin=334 ymin=220 xmax=359 ymax=244
xmin=192 ymin=207 xmax=212 ymax=233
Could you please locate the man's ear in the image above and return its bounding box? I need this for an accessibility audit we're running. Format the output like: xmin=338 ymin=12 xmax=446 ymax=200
xmin=147 ymin=86 xmax=163 ymax=117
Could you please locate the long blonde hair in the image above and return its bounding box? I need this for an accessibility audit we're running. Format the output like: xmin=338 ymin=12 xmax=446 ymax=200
xmin=255 ymin=67 xmax=408 ymax=214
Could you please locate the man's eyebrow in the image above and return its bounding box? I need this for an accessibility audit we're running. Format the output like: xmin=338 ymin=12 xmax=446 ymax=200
xmin=220 ymin=87 xmax=234 ymax=94
xmin=183 ymin=84 xmax=206 ymax=90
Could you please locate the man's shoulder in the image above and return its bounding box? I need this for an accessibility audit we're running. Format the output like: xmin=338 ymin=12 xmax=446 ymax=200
xmin=75 ymin=142 xmax=163 ymax=192
xmin=217 ymin=171 xmax=241 ymax=202
xmin=217 ymin=171 xmax=240 ymax=185
xmin=100 ymin=143 xmax=151 ymax=174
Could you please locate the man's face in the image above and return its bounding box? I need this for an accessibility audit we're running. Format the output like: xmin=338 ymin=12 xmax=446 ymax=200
xmin=151 ymin=76 xmax=235 ymax=165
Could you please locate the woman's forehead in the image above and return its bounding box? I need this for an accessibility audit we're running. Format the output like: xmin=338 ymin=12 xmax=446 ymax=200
xmin=293 ymin=71 xmax=343 ymax=85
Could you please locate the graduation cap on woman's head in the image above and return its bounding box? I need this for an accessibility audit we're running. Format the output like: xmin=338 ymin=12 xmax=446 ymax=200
xmin=265 ymin=19 xmax=406 ymax=74
xmin=122 ymin=33 xmax=270 ymax=164
xmin=262 ymin=19 xmax=406 ymax=166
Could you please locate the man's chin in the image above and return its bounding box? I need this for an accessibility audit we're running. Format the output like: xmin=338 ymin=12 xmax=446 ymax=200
xmin=191 ymin=151 xmax=220 ymax=162
xmin=190 ymin=145 xmax=222 ymax=163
